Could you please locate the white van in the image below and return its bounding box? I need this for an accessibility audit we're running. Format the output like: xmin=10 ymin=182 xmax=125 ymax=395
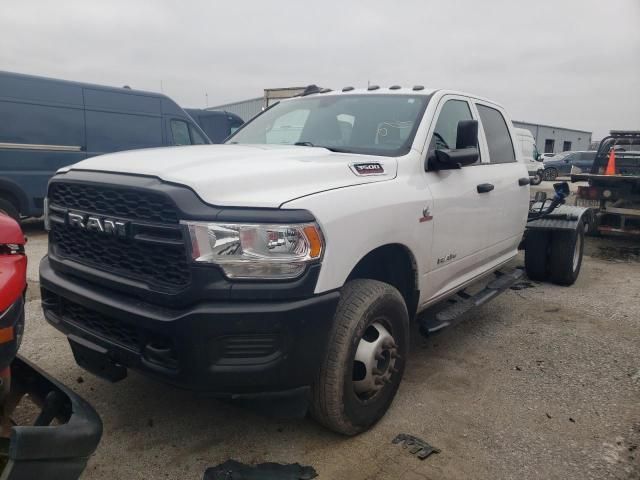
xmin=514 ymin=128 xmax=543 ymax=185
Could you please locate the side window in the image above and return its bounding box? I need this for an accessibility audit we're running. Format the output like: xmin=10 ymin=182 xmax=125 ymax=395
xmin=189 ymin=125 xmax=207 ymax=145
xmin=476 ymin=104 xmax=516 ymax=164
xmin=428 ymin=99 xmax=474 ymax=155
xmin=86 ymin=111 xmax=162 ymax=153
xmin=171 ymin=120 xmax=191 ymax=146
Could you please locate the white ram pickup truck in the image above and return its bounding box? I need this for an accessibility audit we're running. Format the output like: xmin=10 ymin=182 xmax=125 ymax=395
xmin=40 ymin=86 xmax=584 ymax=435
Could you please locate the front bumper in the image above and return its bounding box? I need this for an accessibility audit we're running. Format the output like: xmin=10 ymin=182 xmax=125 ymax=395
xmin=40 ymin=257 xmax=340 ymax=394
xmin=0 ymin=296 xmax=25 ymax=370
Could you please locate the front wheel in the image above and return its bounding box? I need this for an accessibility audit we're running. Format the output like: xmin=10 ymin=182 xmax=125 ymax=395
xmin=310 ymin=279 xmax=409 ymax=435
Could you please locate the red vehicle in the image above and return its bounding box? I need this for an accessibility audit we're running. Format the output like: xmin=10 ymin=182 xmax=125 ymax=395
xmin=0 ymin=214 xmax=102 ymax=479
xmin=0 ymin=214 xmax=26 ymax=384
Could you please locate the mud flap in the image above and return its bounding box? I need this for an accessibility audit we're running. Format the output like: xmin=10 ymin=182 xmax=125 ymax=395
xmin=68 ymin=335 xmax=127 ymax=382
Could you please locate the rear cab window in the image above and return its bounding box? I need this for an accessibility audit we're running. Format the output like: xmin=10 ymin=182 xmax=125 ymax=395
xmin=476 ymin=104 xmax=516 ymax=164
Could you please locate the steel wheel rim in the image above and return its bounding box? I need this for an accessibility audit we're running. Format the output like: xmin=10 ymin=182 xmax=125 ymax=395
xmin=352 ymin=321 xmax=398 ymax=400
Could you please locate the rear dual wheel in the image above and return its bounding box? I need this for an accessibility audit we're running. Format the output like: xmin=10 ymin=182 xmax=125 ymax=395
xmin=310 ymin=279 xmax=409 ymax=435
xmin=524 ymin=222 xmax=585 ymax=286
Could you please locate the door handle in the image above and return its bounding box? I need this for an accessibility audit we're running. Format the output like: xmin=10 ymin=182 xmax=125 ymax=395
xmin=477 ymin=183 xmax=494 ymax=193
xmin=518 ymin=177 xmax=530 ymax=186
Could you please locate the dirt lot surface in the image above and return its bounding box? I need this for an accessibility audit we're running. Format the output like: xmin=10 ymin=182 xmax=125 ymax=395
xmin=20 ymin=216 xmax=640 ymax=480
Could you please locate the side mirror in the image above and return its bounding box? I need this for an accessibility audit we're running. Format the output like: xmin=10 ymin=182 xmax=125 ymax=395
xmin=426 ymin=120 xmax=479 ymax=171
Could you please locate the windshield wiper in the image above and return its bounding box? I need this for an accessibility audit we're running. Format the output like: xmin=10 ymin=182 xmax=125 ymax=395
xmin=319 ymin=146 xmax=357 ymax=154
xmin=293 ymin=142 xmax=355 ymax=154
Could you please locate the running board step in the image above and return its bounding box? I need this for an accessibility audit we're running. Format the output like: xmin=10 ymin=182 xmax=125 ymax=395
xmin=419 ymin=269 xmax=524 ymax=335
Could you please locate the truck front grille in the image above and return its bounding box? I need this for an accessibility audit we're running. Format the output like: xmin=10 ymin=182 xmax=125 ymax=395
xmin=48 ymin=181 xmax=191 ymax=291
xmin=49 ymin=182 xmax=179 ymax=224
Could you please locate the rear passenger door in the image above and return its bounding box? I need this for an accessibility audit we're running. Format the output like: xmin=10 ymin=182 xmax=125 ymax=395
xmin=474 ymin=102 xmax=529 ymax=254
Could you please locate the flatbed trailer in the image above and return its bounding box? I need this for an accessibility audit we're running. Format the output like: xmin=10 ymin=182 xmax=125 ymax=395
xmin=572 ymin=131 xmax=640 ymax=236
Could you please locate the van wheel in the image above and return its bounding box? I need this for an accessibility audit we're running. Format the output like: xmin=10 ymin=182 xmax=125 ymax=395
xmin=310 ymin=279 xmax=409 ymax=435
xmin=549 ymin=222 xmax=584 ymax=286
xmin=530 ymin=172 xmax=543 ymax=186
xmin=525 ymin=230 xmax=550 ymax=281
xmin=543 ymin=168 xmax=558 ymax=181
xmin=0 ymin=197 xmax=20 ymax=222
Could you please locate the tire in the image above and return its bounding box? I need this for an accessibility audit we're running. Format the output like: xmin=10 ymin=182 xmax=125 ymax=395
xmin=525 ymin=230 xmax=550 ymax=281
xmin=310 ymin=279 xmax=409 ymax=435
xmin=530 ymin=172 xmax=543 ymax=186
xmin=549 ymin=222 xmax=585 ymax=286
xmin=0 ymin=197 xmax=20 ymax=222
xmin=543 ymin=168 xmax=558 ymax=181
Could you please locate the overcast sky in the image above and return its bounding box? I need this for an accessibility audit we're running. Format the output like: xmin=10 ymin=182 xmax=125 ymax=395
xmin=2 ymin=0 xmax=639 ymax=139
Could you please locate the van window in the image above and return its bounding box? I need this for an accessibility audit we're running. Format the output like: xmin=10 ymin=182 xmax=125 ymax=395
xmin=189 ymin=125 xmax=207 ymax=144
xmin=229 ymin=117 xmax=244 ymax=135
xmin=86 ymin=111 xmax=162 ymax=153
xmin=171 ymin=120 xmax=191 ymax=145
xmin=0 ymin=100 xmax=84 ymax=146
xmin=477 ymin=104 xmax=515 ymax=163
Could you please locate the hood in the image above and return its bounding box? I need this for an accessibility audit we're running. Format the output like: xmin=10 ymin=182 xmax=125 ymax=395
xmin=64 ymin=144 xmax=398 ymax=208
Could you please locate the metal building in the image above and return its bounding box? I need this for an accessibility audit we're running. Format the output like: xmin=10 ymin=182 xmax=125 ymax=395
xmin=208 ymin=96 xmax=263 ymax=121
xmin=209 ymin=87 xmax=308 ymax=121
xmin=513 ymin=121 xmax=592 ymax=153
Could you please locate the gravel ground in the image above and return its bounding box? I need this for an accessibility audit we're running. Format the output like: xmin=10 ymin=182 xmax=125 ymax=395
xmin=18 ymin=216 xmax=640 ymax=480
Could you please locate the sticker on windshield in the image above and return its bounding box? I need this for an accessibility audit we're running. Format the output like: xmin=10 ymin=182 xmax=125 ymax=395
xmin=350 ymin=162 xmax=385 ymax=176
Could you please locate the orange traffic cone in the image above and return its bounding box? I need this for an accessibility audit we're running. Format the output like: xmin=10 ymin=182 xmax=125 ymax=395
xmin=605 ymin=148 xmax=616 ymax=175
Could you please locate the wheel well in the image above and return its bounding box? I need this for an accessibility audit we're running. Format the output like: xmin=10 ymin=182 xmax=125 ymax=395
xmin=346 ymin=244 xmax=419 ymax=319
xmin=0 ymin=190 xmax=20 ymax=211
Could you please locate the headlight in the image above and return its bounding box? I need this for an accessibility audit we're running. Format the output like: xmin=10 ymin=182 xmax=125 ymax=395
xmin=182 ymin=221 xmax=324 ymax=279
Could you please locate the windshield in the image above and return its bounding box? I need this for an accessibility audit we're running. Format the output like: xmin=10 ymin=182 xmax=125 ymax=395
xmin=227 ymin=94 xmax=431 ymax=157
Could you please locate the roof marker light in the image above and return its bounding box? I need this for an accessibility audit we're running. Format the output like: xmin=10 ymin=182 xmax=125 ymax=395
xmin=367 ymin=85 xmax=380 ymax=91
xmin=412 ymin=85 xmax=425 ymax=91
xmin=389 ymin=85 xmax=401 ymax=90
xmin=342 ymin=86 xmax=354 ymax=92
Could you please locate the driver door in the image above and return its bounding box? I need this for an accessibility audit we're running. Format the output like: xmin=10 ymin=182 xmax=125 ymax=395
xmin=421 ymin=96 xmax=494 ymax=300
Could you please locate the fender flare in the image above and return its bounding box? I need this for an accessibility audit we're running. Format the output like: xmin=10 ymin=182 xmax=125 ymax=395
xmin=526 ymin=205 xmax=592 ymax=232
